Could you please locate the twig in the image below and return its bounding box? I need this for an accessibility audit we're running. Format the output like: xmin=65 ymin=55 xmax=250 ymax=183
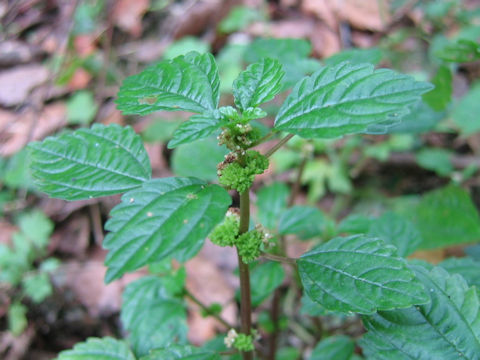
xmin=261 ymin=252 xmax=297 ymax=266
xmin=184 ymin=289 xmax=234 ymax=330
xmin=264 ymin=134 xmax=294 ymax=158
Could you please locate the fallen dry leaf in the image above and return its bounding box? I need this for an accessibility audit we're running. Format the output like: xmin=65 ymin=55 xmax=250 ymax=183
xmin=112 ymin=0 xmax=150 ymax=37
xmin=0 ymin=40 xmax=42 ymax=67
xmin=0 ymin=102 xmax=66 ymax=156
xmin=0 ymin=64 xmax=49 ymax=107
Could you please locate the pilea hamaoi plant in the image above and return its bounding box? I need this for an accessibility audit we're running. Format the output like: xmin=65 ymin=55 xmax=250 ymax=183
xmin=27 ymin=50 xmax=480 ymax=360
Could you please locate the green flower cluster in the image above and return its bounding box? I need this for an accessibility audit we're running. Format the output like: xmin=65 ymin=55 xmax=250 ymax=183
xmin=233 ymin=333 xmax=254 ymax=352
xmin=218 ymin=150 xmax=269 ymax=193
xmin=217 ymin=106 xmax=264 ymax=151
xmin=236 ymin=229 xmax=263 ymax=263
xmin=209 ymin=212 xmax=239 ymax=247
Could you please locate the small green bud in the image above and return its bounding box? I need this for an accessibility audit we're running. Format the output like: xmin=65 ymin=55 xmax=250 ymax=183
xmin=209 ymin=211 xmax=240 ymax=247
xmin=236 ymin=229 xmax=263 ymax=263
xmin=233 ymin=333 xmax=254 ymax=352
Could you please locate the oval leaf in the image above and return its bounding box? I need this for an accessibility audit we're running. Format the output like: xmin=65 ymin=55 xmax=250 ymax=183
xmin=274 ymin=62 xmax=433 ymax=138
xmin=297 ymin=235 xmax=429 ymax=314
xmin=309 ymin=335 xmax=354 ymax=360
xmin=361 ymin=266 xmax=480 ymax=360
xmin=104 ymin=177 xmax=231 ymax=282
xmin=168 ymin=113 xmax=223 ymax=149
xmin=28 ymin=124 xmax=151 ymax=200
xmin=233 ymin=57 xmax=285 ymax=110
xmin=56 ymin=337 xmax=135 ymax=360
xmin=116 ymin=52 xmax=220 ymax=115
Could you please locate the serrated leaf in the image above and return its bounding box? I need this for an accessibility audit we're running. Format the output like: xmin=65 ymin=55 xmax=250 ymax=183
xmin=325 ymin=48 xmax=383 ymax=66
xmin=439 ymin=257 xmax=480 ymax=288
xmin=279 ymin=206 xmax=327 ymax=239
xmin=453 ymin=82 xmax=480 ymax=135
xmin=28 ymin=124 xmax=151 ymax=200
xmin=309 ymin=335 xmax=354 ymax=360
xmin=274 ymin=62 xmax=433 ymax=138
xmin=233 ymin=58 xmax=285 ymax=110
xmin=250 ymin=261 xmax=285 ymax=306
xmin=414 ymin=185 xmax=480 ymax=249
xmin=56 ymin=337 xmax=135 ymax=360
xmin=298 ymin=235 xmax=429 ymax=315
xmin=116 ymin=52 xmax=219 ymax=115
xmin=104 ymin=177 xmax=231 ymax=282
xmin=168 ymin=113 xmax=223 ymax=149
xmin=422 ymin=65 xmax=452 ymax=111
xmin=368 ymin=212 xmax=422 ymax=257
xmin=121 ymin=277 xmax=187 ymax=356
xmin=360 ymin=266 xmax=480 ymax=360
xmin=140 ymin=345 xmax=220 ymax=360
xmin=256 ymin=182 xmax=289 ymax=230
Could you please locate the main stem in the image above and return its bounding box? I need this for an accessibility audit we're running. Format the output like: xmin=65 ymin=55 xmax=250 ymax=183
xmin=237 ymin=189 xmax=253 ymax=360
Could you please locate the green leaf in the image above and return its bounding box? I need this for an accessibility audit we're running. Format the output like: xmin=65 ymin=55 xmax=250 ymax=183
xmin=141 ymin=345 xmax=220 ymax=360
xmin=168 ymin=113 xmax=223 ymax=149
xmin=28 ymin=124 xmax=151 ymax=200
xmin=256 ymin=182 xmax=289 ymax=230
xmin=8 ymin=302 xmax=27 ymax=336
xmin=218 ymin=5 xmax=264 ymax=33
xmin=66 ymin=90 xmax=98 ymax=124
xmin=435 ymin=39 xmax=480 ymax=63
xmin=104 ymin=177 xmax=231 ymax=282
xmin=250 ymin=261 xmax=285 ymax=306
xmin=17 ymin=210 xmax=54 ymax=249
xmin=171 ymin=138 xmax=229 ymax=181
xmin=452 ymin=82 xmax=480 ymax=135
xmin=233 ymin=58 xmax=285 ymax=111
xmin=142 ymin=118 xmax=183 ymax=143
xmin=274 ymin=62 xmax=433 ymax=138
xmin=387 ymin=101 xmax=444 ymax=134
xmin=279 ymin=206 xmax=327 ymax=239
xmin=368 ymin=212 xmax=422 ymax=257
xmin=56 ymin=337 xmax=135 ymax=360
xmin=121 ymin=277 xmax=187 ymax=356
xmin=164 ymin=37 xmax=211 ymax=59
xmin=116 ymin=52 xmax=219 ymax=115
xmin=414 ymin=185 xmax=480 ymax=249
xmin=422 ymin=65 xmax=452 ymax=111
xmin=439 ymin=257 xmax=480 ymax=288
xmin=325 ymin=48 xmax=383 ymax=66
xmin=297 ymin=235 xmax=429 ymax=314
xmin=360 ymin=266 xmax=480 ymax=360
xmin=22 ymin=272 xmax=53 ymax=303
xmin=416 ymin=148 xmax=453 ymax=176
xmin=309 ymin=335 xmax=354 ymax=360
xmin=337 ymin=214 xmax=374 ymax=234
xmin=3 ymin=149 xmax=33 ymax=189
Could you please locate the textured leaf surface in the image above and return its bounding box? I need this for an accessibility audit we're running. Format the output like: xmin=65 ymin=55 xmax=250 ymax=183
xmin=116 ymin=52 xmax=219 ymax=115
xmin=274 ymin=62 xmax=433 ymax=138
xmin=279 ymin=206 xmax=327 ymax=239
xmin=29 ymin=124 xmax=151 ymax=200
xmin=439 ymin=257 xmax=480 ymax=288
xmin=256 ymin=182 xmax=289 ymax=230
xmin=121 ymin=277 xmax=187 ymax=357
xmin=361 ymin=266 xmax=480 ymax=360
xmin=104 ymin=177 xmax=231 ymax=282
xmin=140 ymin=345 xmax=220 ymax=360
xmin=325 ymin=48 xmax=382 ymax=66
xmin=368 ymin=212 xmax=422 ymax=257
xmin=168 ymin=113 xmax=223 ymax=148
xmin=56 ymin=337 xmax=135 ymax=360
xmin=233 ymin=58 xmax=284 ymax=110
xmin=414 ymin=185 xmax=480 ymax=249
xmin=309 ymin=335 xmax=354 ymax=360
xmin=298 ymin=235 xmax=429 ymax=314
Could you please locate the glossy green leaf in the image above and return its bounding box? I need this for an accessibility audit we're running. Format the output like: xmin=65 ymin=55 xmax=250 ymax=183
xmin=435 ymin=39 xmax=480 ymax=63
xmin=414 ymin=185 xmax=480 ymax=249
xmin=104 ymin=177 xmax=231 ymax=282
xmin=116 ymin=52 xmax=220 ymax=115
xmin=309 ymin=335 xmax=354 ymax=360
xmin=274 ymin=62 xmax=433 ymax=138
xmin=233 ymin=58 xmax=285 ymax=111
xmin=140 ymin=345 xmax=220 ymax=360
xmin=298 ymin=235 xmax=429 ymax=314
xmin=168 ymin=113 xmax=223 ymax=148
xmin=172 ymin=138 xmax=229 ymax=181
xmin=121 ymin=277 xmax=187 ymax=356
xmin=416 ymin=148 xmax=453 ymax=176
xmin=368 ymin=212 xmax=423 ymax=257
xmin=439 ymin=257 xmax=480 ymax=288
xmin=361 ymin=266 xmax=480 ymax=360
xmin=279 ymin=206 xmax=327 ymax=239
xmin=453 ymin=82 xmax=480 ymax=135
xmin=56 ymin=337 xmax=135 ymax=360
xmin=256 ymin=182 xmax=289 ymax=230
xmin=422 ymin=65 xmax=452 ymax=111
xmin=28 ymin=124 xmax=151 ymax=200
xmin=325 ymin=48 xmax=382 ymax=66
xmin=250 ymin=261 xmax=285 ymax=306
